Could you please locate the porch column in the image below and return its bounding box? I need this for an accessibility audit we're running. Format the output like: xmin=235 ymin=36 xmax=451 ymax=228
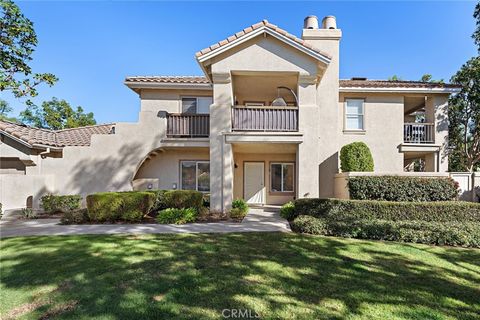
xmin=297 ymin=74 xmax=320 ymax=198
xmin=210 ymin=72 xmax=234 ymax=212
xmin=426 ymin=95 xmax=449 ymax=172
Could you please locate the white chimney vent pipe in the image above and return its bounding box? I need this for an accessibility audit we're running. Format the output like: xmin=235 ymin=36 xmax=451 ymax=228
xmin=322 ymin=16 xmax=337 ymax=29
xmin=304 ymin=15 xmax=319 ymax=29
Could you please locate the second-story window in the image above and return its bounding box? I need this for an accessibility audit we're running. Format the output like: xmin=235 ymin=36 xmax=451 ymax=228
xmin=182 ymin=97 xmax=212 ymax=114
xmin=345 ymin=99 xmax=365 ymax=130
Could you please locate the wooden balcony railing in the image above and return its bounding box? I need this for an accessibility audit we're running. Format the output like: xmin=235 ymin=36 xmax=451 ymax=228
xmin=404 ymin=123 xmax=435 ymax=144
xmin=166 ymin=113 xmax=210 ymax=137
xmin=232 ymin=106 xmax=298 ymax=132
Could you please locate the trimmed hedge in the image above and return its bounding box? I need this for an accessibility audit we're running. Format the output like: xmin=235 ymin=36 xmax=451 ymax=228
xmin=60 ymin=209 xmax=89 ymax=225
xmin=41 ymin=194 xmax=82 ymax=213
xmin=348 ymin=176 xmax=459 ymax=202
xmin=340 ymin=142 xmax=374 ymax=172
xmin=291 ymin=215 xmax=480 ymax=247
xmin=280 ymin=201 xmax=295 ymax=220
xmin=86 ymin=191 xmax=155 ymax=222
xmin=163 ymin=190 xmax=203 ymax=210
xmin=157 ymin=207 xmax=197 ymax=224
xmin=291 ymin=198 xmax=480 ymax=223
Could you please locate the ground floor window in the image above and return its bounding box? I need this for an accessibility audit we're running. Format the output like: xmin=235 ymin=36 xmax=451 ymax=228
xmin=180 ymin=161 xmax=210 ymax=192
xmin=270 ymin=163 xmax=294 ymax=193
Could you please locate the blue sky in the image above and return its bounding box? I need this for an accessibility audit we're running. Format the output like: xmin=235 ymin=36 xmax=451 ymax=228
xmin=3 ymin=1 xmax=478 ymax=124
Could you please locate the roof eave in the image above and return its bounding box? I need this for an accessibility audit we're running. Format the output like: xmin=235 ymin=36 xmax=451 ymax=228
xmin=124 ymin=81 xmax=212 ymax=91
xmin=339 ymin=87 xmax=461 ymax=94
xmin=196 ymin=26 xmax=331 ymax=67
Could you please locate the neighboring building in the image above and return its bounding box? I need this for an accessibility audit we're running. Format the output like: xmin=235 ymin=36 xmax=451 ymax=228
xmin=0 ymin=16 xmax=462 ymax=211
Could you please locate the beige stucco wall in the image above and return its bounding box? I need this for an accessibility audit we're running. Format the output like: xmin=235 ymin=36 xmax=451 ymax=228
xmin=134 ymin=148 xmax=209 ymax=190
xmin=0 ymin=174 xmax=55 ymax=210
xmin=140 ymin=89 xmax=212 ymax=114
xmin=338 ymin=93 xmax=405 ymax=173
xmin=233 ymin=152 xmax=296 ymax=205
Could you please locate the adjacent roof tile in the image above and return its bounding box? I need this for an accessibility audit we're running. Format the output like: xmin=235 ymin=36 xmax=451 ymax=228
xmin=0 ymin=120 xmax=115 ymax=148
xmin=125 ymin=76 xmax=459 ymax=89
xmin=339 ymin=79 xmax=461 ymax=89
xmin=195 ymin=20 xmax=332 ymax=60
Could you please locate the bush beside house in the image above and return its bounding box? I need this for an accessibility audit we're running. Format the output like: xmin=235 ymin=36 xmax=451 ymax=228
xmin=284 ymin=198 xmax=480 ymax=247
xmin=86 ymin=191 xmax=156 ymax=223
xmin=348 ymin=176 xmax=459 ymax=202
xmin=156 ymin=208 xmax=197 ymax=224
xmin=230 ymin=198 xmax=249 ymax=220
xmin=340 ymin=142 xmax=374 ymax=172
xmin=41 ymin=194 xmax=82 ymax=213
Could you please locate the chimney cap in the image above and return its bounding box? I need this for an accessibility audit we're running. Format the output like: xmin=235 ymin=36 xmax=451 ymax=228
xmin=322 ymin=15 xmax=337 ymax=29
xmin=304 ymin=15 xmax=319 ymax=29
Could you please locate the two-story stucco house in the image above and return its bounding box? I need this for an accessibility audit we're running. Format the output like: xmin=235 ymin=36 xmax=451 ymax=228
xmin=0 ymin=15 xmax=461 ymax=211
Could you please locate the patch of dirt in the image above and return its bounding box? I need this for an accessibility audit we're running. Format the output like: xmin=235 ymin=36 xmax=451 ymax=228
xmin=153 ymin=294 xmax=165 ymax=302
xmin=39 ymin=300 xmax=78 ymax=320
xmin=3 ymin=300 xmax=46 ymax=320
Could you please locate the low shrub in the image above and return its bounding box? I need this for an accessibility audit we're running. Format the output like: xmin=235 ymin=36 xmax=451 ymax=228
xmin=86 ymin=191 xmax=155 ymax=222
xmin=291 ymin=198 xmax=480 ymax=223
xmin=348 ymin=176 xmax=459 ymax=202
xmin=21 ymin=208 xmax=37 ymax=219
xmin=148 ymin=190 xmax=168 ymax=213
xmin=340 ymin=142 xmax=374 ymax=172
xmin=290 ymin=215 xmax=328 ymax=235
xmin=230 ymin=199 xmax=249 ymax=220
xmin=163 ymin=190 xmax=203 ymax=210
xmin=280 ymin=201 xmax=296 ymax=220
xmin=60 ymin=209 xmax=89 ymax=225
xmin=156 ymin=207 xmax=197 ymax=224
xmin=41 ymin=194 xmax=82 ymax=213
xmin=291 ymin=215 xmax=480 ymax=247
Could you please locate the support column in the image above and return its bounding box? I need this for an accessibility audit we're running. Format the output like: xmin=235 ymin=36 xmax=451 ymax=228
xmin=297 ymin=74 xmax=320 ymax=198
xmin=426 ymin=95 xmax=449 ymax=172
xmin=209 ymin=72 xmax=234 ymax=212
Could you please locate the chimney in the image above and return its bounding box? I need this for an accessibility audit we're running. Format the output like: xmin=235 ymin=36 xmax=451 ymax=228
xmin=322 ymin=16 xmax=337 ymax=29
xmin=303 ymin=15 xmax=319 ymax=29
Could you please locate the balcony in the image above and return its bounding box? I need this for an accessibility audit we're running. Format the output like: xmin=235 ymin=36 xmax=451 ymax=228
xmin=166 ymin=113 xmax=209 ymax=138
xmin=232 ymin=106 xmax=298 ymax=132
xmin=404 ymin=123 xmax=435 ymax=144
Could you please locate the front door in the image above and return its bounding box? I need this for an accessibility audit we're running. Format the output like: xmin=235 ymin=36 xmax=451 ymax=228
xmin=244 ymin=162 xmax=265 ymax=204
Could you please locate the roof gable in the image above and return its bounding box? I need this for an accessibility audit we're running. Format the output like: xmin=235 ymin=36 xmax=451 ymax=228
xmin=196 ymin=20 xmax=331 ymax=65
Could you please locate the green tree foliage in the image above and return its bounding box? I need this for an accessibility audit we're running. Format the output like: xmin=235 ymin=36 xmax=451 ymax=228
xmin=388 ymin=75 xmax=402 ymax=81
xmin=419 ymin=74 xmax=444 ymax=84
xmin=0 ymin=98 xmax=17 ymax=122
xmin=474 ymin=1 xmax=479 ymax=51
xmin=340 ymin=142 xmax=374 ymax=172
xmin=0 ymin=0 xmax=57 ymax=99
xmin=448 ymin=57 xmax=480 ymax=172
xmin=20 ymin=97 xmax=96 ymax=130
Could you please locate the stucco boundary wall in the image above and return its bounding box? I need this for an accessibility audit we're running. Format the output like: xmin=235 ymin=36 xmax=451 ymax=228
xmin=334 ymin=172 xmax=479 ymax=202
xmin=0 ymin=174 xmax=55 ymax=211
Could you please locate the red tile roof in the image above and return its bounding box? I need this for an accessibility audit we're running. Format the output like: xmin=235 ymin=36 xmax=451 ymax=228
xmin=339 ymin=79 xmax=461 ymax=89
xmin=195 ymin=19 xmax=332 ymax=60
xmin=125 ymin=76 xmax=210 ymax=84
xmin=0 ymin=120 xmax=115 ymax=148
xmin=124 ymin=76 xmax=460 ymax=89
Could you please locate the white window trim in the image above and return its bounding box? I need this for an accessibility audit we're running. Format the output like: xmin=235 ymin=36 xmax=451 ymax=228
xmin=344 ymin=98 xmax=366 ymax=132
xmin=180 ymin=96 xmax=212 ymax=114
xmin=270 ymin=162 xmax=295 ymax=193
xmin=180 ymin=160 xmax=210 ymax=192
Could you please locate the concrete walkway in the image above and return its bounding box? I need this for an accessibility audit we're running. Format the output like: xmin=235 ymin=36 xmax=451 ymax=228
xmin=0 ymin=206 xmax=290 ymax=238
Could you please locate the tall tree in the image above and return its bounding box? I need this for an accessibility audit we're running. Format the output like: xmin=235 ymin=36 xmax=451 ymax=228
xmin=0 ymin=0 xmax=57 ymax=99
xmin=448 ymin=57 xmax=480 ymax=172
xmin=448 ymin=2 xmax=480 ymax=172
xmin=0 ymin=98 xmax=17 ymax=122
xmin=474 ymin=1 xmax=479 ymax=51
xmin=20 ymin=97 xmax=96 ymax=130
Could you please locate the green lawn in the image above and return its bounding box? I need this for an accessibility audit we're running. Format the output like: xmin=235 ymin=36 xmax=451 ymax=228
xmin=1 ymin=233 xmax=479 ymax=320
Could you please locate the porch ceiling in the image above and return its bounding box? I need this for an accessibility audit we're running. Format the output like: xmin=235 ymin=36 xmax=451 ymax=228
xmin=233 ymin=143 xmax=297 ymax=154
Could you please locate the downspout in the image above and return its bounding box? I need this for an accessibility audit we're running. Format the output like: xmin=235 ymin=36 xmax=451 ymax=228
xmin=38 ymin=148 xmax=51 ymax=175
